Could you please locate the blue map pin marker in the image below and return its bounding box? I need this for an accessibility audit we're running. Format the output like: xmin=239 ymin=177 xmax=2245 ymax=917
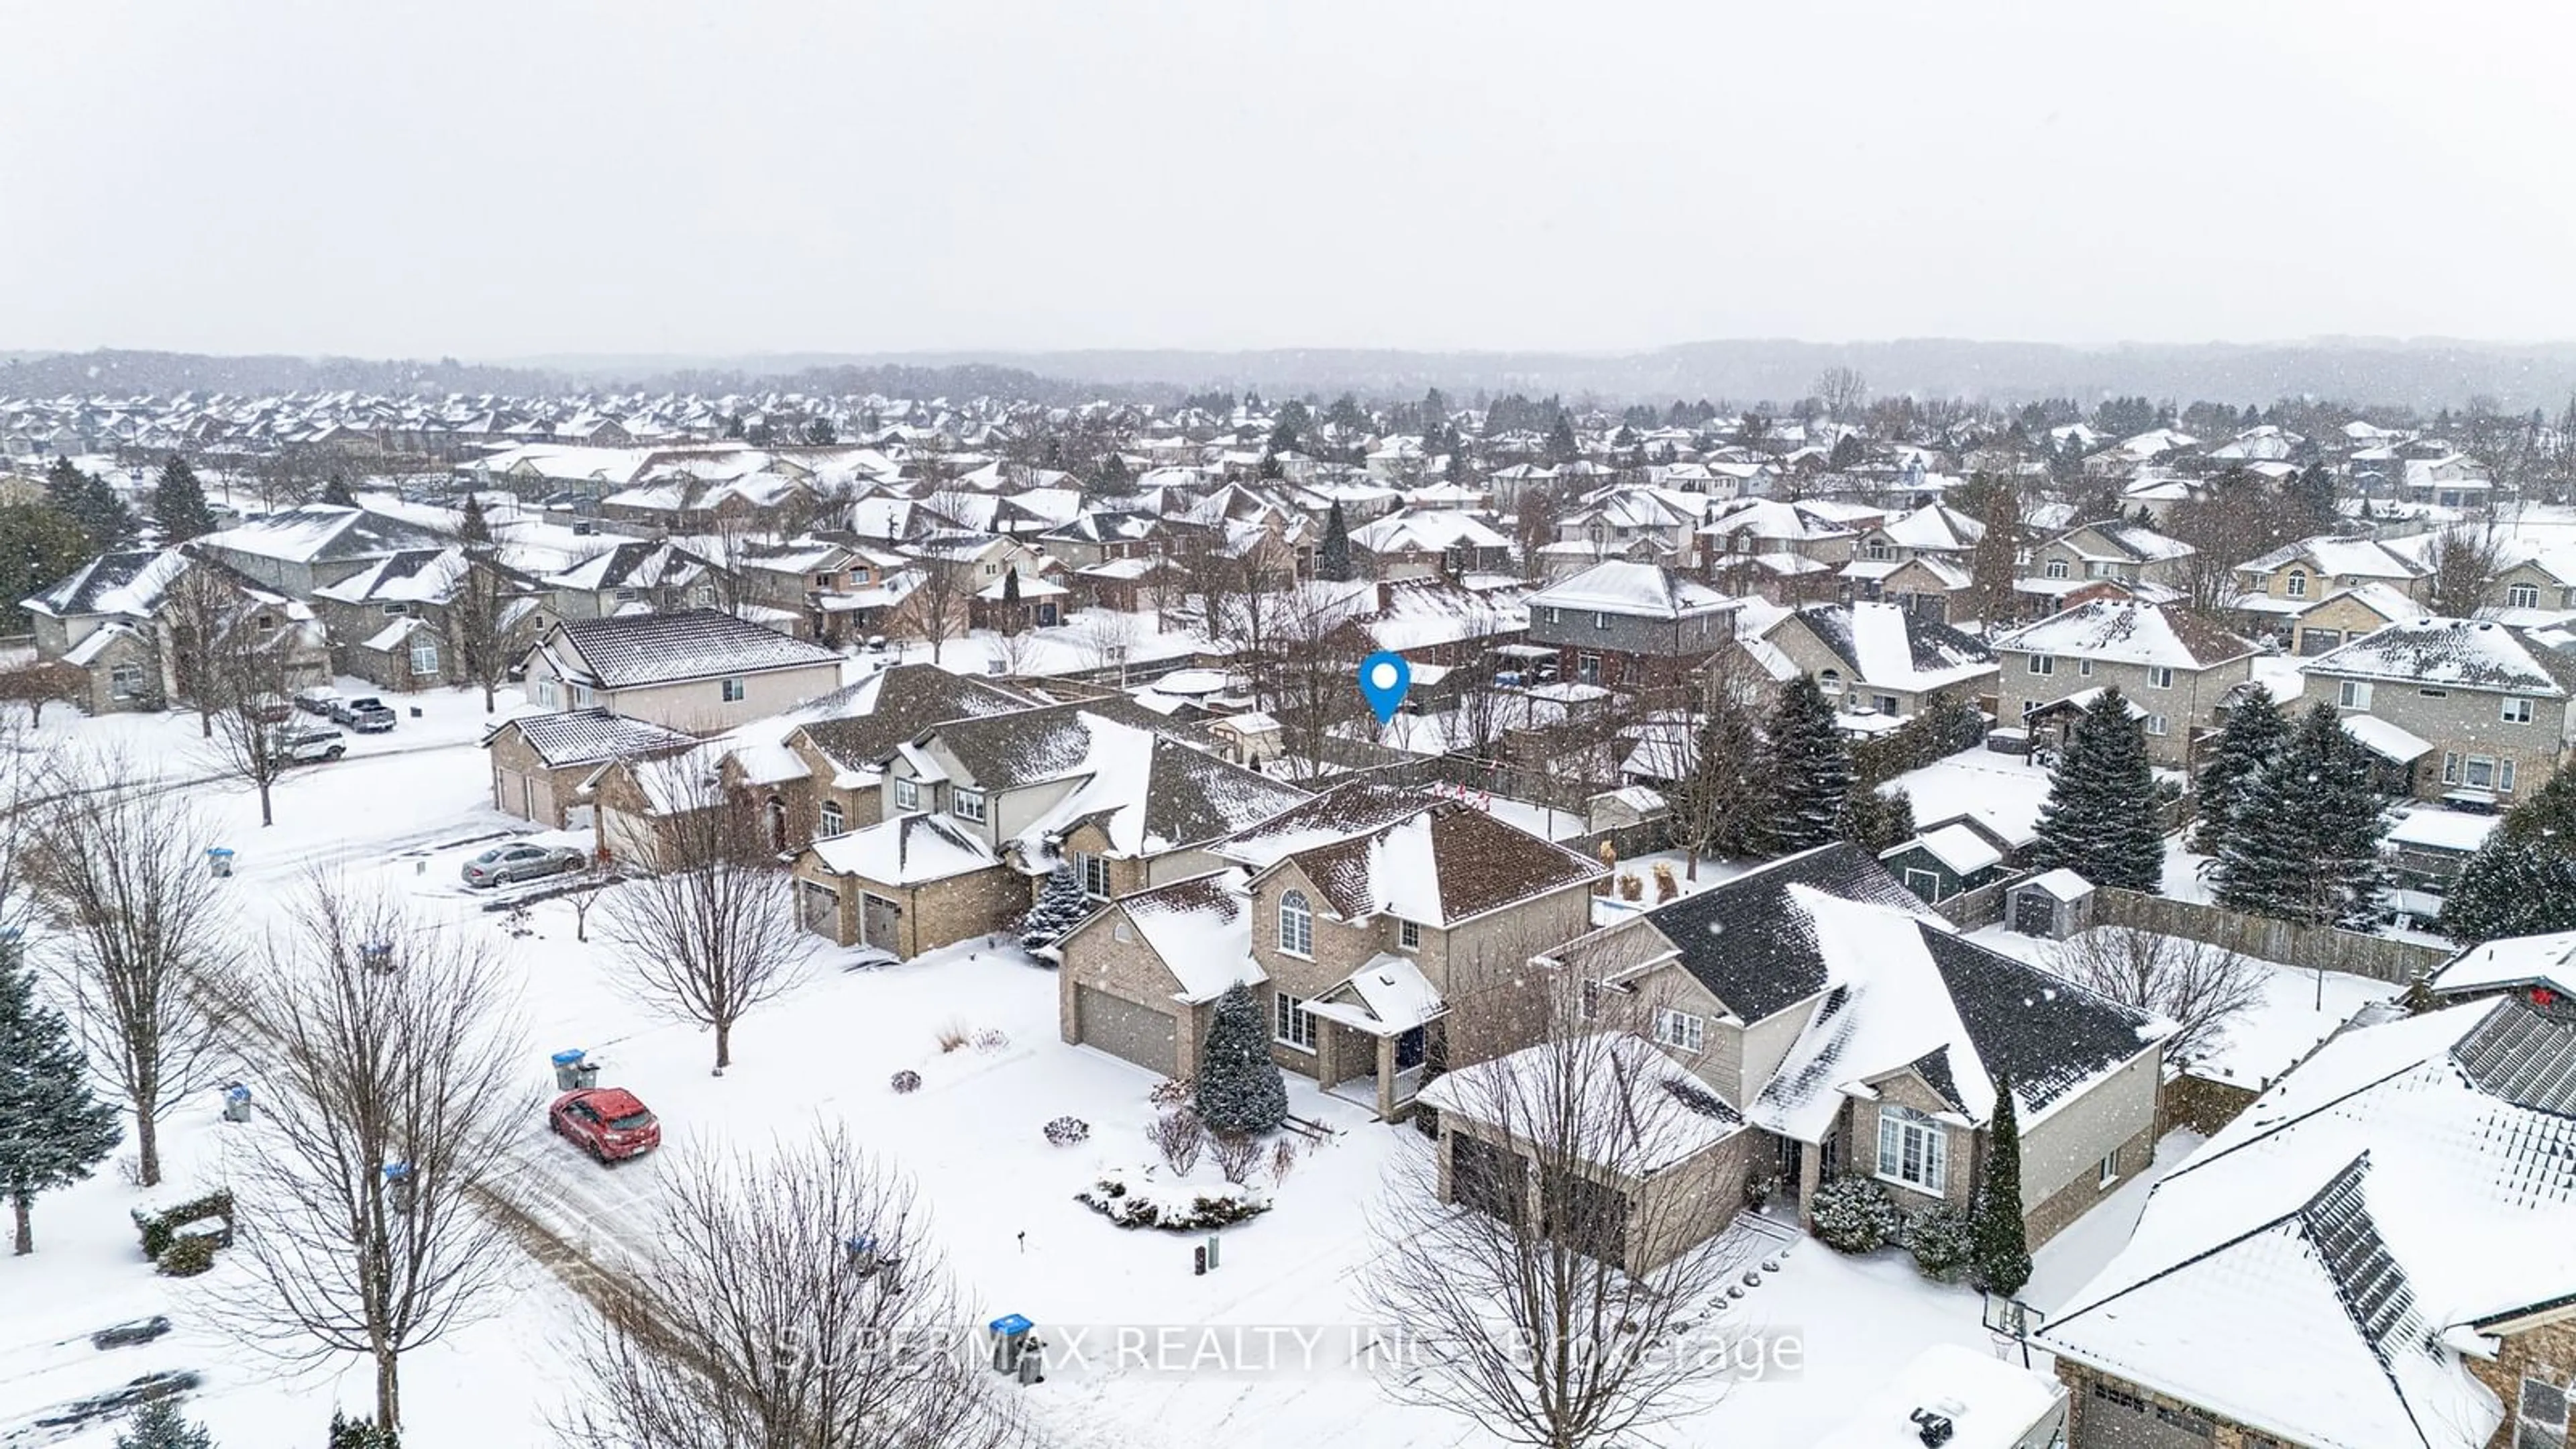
xmin=1358 ymin=651 xmax=1411 ymax=724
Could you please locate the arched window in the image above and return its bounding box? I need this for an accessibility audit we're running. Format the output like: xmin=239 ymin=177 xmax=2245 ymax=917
xmin=2043 ymin=557 xmax=2070 ymax=580
xmin=1819 ymin=668 xmax=1845 ymax=696
xmin=820 ymin=800 xmax=845 ymax=837
xmin=2286 ymin=568 xmax=2309 ymax=598
xmin=1278 ymin=890 xmax=1313 ymax=957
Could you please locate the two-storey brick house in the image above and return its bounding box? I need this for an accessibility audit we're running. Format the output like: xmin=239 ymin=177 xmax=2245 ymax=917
xmin=2017 ymin=520 xmax=2197 ymax=616
xmin=2299 ymin=616 xmax=2576 ymax=804
xmin=1442 ymin=845 xmax=2167 ymax=1271
xmin=1991 ymin=599 xmax=2256 ymax=766
xmin=1750 ymin=601 xmax=1998 ymax=722
xmin=1525 ymin=559 xmax=1742 ymax=691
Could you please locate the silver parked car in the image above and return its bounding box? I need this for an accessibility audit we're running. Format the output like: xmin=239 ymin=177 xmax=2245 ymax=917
xmin=460 ymin=843 xmax=588 ymax=888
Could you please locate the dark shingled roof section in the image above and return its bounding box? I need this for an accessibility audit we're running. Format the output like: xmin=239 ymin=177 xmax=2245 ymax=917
xmin=1905 ymin=1046 xmax=1967 ymax=1113
xmin=1218 ymin=781 xmax=1430 ymax=863
xmin=1915 ymin=926 xmax=2159 ymax=1117
xmin=795 ymin=665 xmax=1036 ymax=769
xmin=2310 ymin=618 xmax=2576 ymax=697
xmin=2451 ymin=999 xmax=2576 ymax=1116
xmin=1640 ymin=843 xmax=1930 ymax=1020
xmin=23 ymin=550 xmax=162 ymax=615
xmin=1286 ymin=804 xmax=1607 ymax=924
xmin=555 ymin=608 xmax=841 ymax=689
xmin=492 ymin=708 xmax=697 ymax=767
xmin=924 ymin=704 xmax=1097 ymax=790
xmin=1794 ymin=602 xmax=1994 ymax=678
xmin=1139 ymin=738 xmax=1311 ymax=851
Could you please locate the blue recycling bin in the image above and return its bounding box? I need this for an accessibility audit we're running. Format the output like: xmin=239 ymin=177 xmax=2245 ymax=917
xmin=205 ymin=847 xmax=235 ymax=879
xmin=551 ymin=1049 xmax=587 ymax=1091
xmin=989 ymin=1313 xmax=1035 ymax=1373
xmin=222 ymin=1084 xmax=253 ymax=1123
xmin=382 ymin=1161 xmax=415 ymax=1215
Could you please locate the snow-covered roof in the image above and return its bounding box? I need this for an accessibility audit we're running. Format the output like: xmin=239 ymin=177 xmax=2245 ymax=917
xmin=2239 ymin=535 xmax=2427 ymax=582
xmin=1528 ymin=560 xmax=1739 ymax=620
xmin=197 ymin=503 xmax=447 ymax=565
xmin=1309 ymin=953 xmax=1444 ymax=1035
xmin=805 ymin=813 xmax=997 ymax=885
xmin=2303 ymin=617 xmax=2576 ymax=697
xmin=1417 ymin=1032 xmax=1746 ymax=1173
xmin=1211 ymin=782 xmax=1433 ymax=869
xmin=921 ymin=706 xmax=1311 ymax=859
xmin=1913 ymin=822 xmax=2004 ymax=877
xmin=2383 ymin=806 xmax=2500 ymax=855
xmin=1348 ymin=508 xmax=1510 ymax=554
xmin=486 ymin=707 xmax=696 ymax=767
xmin=1780 ymin=601 xmax=1996 ymax=694
xmin=2428 ymin=930 xmax=2576 ymax=1000
xmin=2041 ymin=998 xmax=2576 ymax=1449
xmin=545 ymin=609 xmax=841 ymax=690
xmin=2019 ymin=867 xmax=2094 ymax=902
xmin=1874 ymin=502 xmax=1985 ymax=553
xmin=1993 ymin=599 xmax=2254 ymax=670
xmin=1260 ymin=801 xmax=1605 ymax=929
xmin=1111 ymin=869 xmax=1265 ymax=1004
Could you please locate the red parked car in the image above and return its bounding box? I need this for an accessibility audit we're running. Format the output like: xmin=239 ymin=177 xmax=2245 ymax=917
xmin=549 ymin=1087 xmax=661 ymax=1164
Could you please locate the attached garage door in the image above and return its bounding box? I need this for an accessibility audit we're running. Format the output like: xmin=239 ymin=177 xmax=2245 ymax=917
xmin=1077 ymin=985 xmax=1179 ymax=1077
xmin=2074 ymin=1380 xmax=2218 ymax=1447
xmin=2298 ymin=627 xmax=2343 ymax=656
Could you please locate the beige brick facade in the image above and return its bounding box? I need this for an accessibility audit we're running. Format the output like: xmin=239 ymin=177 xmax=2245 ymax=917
xmin=790 ymin=852 xmax=1032 ymax=957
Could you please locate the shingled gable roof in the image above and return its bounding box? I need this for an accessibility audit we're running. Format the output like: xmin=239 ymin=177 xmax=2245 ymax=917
xmin=2302 ymin=616 xmax=2576 ymax=697
xmin=1257 ymin=802 xmax=1607 ymax=929
xmin=540 ymin=538 xmax=720 ymax=592
xmin=1628 ymin=843 xmax=1931 ymax=1020
xmin=1780 ymin=601 xmax=1994 ymax=692
xmin=912 ymin=705 xmax=1311 ymax=857
xmin=1993 ymin=598 xmax=2255 ymax=670
xmin=21 ymin=549 xmax=174 ymax=617
xmin=790 ymin=665 xmax=1037 ymax=772
xmin=197 ymin=504 xmax=449 ymax=564
xmin=2040 ymin=998 xmax=2576 ymax=1449
xmin=483 ymin=708 xmax=696 ymax=767
xmin=541 ymin=609 xmax=841 ymax=690
xmin=1210 ymin=782 xmax=1434 ymax=870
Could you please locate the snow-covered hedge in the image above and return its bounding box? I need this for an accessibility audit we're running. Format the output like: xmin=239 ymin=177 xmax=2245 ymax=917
xmin=1904 ymin=1202 xmax=1975 ymax=1281
xmin=1077 ymin=1167 xmax=1271 ymax=1231
xmin=1809 ymin=1176 xmax=1904 ymax=1255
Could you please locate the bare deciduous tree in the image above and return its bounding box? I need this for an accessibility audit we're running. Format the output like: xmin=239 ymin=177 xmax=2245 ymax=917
xmin=1073 ymin=605 xmax=1141 ymax=682
xmin=598 ymin=757 xmax=807 ymax=1073
xmin=0 ymin=658 xmax=87 ymax=727
xmin=215 ymin=881 xmax=530 ymax=1435
xmin=555 ymin=1128 xmax=1023 ymax=1449
xmin=1360 ymin=969 xmax=1754 ymax=1449
xmin=21 ymin=753 xmax=233 ymax=1187
xmin=2426 ymin=522 xmax=2504 ymax=618
xmin=188 ymin=586 xmax=319 ymax=827
xmin=899 ymin=550 xmax=975 ymax=665
xmin=2047 ymin=925 xmax=2265 ymax=1069
xmin=1811 ymin=366 xmax=1868 ymax=420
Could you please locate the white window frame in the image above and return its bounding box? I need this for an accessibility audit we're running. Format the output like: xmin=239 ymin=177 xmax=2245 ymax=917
xmin=1654 ymin=1008 xmax=1705 ymax=1053
xmin=2443 ymin=751 xmax=2461 ymax=785
xmin=2467 ymin=755 xmax=2498 ymax=790
xmin=535 ymin=678 xmax=559 ymax=708
xmin=2146 ymin=665 xmax=2174 ymax=690
xmin=2503 ymin=697 xmax=2535 ymax=724
xmin=2146 ymin=713 xmax=2169 ymax=737
xmin=952 ymin=787 xmax=987 ymax=824
xmin=2503 ymin=758 xmax=2519 ymax=793
xmin=1277 ymin=889 xmax=1313 ymax=958
xmin=2098 ymin=1146 xmax=2121 ymax=1187
xmin=1398 ymin=918 xmax=1421 ymax=951
xmin=109 ymin=663 xmax=144 ymax=700
xmin=721 ymin=677 xmax=747 ymax=703
xmin=892 ymin=777 xmax=919 ymax=812
xmin=2339 ymin=680 xmax=2373 ymax=711
xmin=410 ymin=640 xmax=440 ymax=676
xmin=2508 ymin=582 xmax=2541 ymax=609
xmin=1273 ymin=991 xmax=1317 ymax=1051
xmin=1876 ymin=1104 xmax=1947 ymax=1195
xmin=2043 ymin=557 xmax=2069 ymax=580
xmin=571 ymin=682 xmax=596 ymax=708
xmin=2078 ymin=658 xmax=2094 ymax=678
xmin=1819 ymin=668 xmax=1845 ymax=696
xmin=2027 ymin=654 xmax=2055 ymax=676
xmin=1593 ymin=610 xmax=1609 ymax=631
xmin=820 ymin=800 xmax=845 ymax=836
xmin=1078 ymin=851 xmax=1112 ymax=901
xmin=2285 ymin=569 xmax=2309 ymax=598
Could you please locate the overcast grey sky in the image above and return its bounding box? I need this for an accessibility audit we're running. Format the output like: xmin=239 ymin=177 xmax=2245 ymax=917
xmin=8 ymin=1 xmax=2573 ymax=360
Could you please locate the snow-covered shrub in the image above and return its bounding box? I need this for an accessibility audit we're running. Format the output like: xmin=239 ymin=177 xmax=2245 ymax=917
xmin=114 ymin=1398 xmax=214 ymax=1449
xmin=155 ymin=1231 xmax=217 ymax=1278
xmin=889 ymin=1069 xmax=921 ymax=1094
xmin=329 ymin=1408 xmax=402 ymax=1449
xmin=1043 ymin=1116 xmax=1089 ymax=1147
xmin=1904 ymin=1202 xmax=1976 ymax=1281
xmin=1742 ymin=1171 xmax=1780 ymax=1210
xmin=935 ymin=1020 xmax=970 ymax=1053
xmin=1652 ymin=862 xmax=1678 ymax=903
xmin=133 ymin=1190 xmax=233 ymax=1260
xmin=1077 ymin=1168 xmax=1272 ymax=1231
xmin=1808 ymin=1176 xmax=1904 ymax=1255
xmin=1148 ymin=1076 xmax=1194 ymax=1108
xmin=1148 ymin=1109 xmax=1205 ymax=1174
xmin=973 ymin=1028 xmax=1009 ymax=1053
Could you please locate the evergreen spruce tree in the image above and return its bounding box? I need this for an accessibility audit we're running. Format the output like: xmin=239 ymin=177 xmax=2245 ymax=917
xmin=327 ymin=1408 xmax=400 ymax=1449
xmin=1544 ymin=416 xmax=1580 ymax=466
xmin=0 ymin=944 xmax=122 ymax=1254
xmin=2438 ymin=766 xmax=2576 ymax=941
xmin=116 ymin=1399 xmax=216 ymax=1449
xmin=152 ymin=455 xmax=218 ymax=542
xmin=456 ymin=491 xmax=492 ymax=545
xmin=2211 ymin=703 xmax=2387 ymax=928
xmin=1018 ymin=863 xmax=1090 ymax=950
xmin=1758 ymin=674 xmax=1854 ymax=855
xmin=2029 ymin=687 xmax=2164 ymax=890
xmin=1316 ymin=500 xmax=1354 ymax=582
xmin=1970 ymin=1076 xmax=2031 ymax=1299
xmin=320 ymin=474 xmax=358 ymax=508
xmin=2188 ymin=684 xmax=2287 ymax=856
xmin=1195 ymin=983 xmax=1287 ymax=1135
xmin=1091 ymin=451 xmax=1132 ymax=498
xmin=45 ymin=456 xmax=135 ymax=549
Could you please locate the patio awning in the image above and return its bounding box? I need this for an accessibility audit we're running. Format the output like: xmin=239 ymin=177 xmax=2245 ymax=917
xmin=2338 ymin=713 xmax=2434 ymax=765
